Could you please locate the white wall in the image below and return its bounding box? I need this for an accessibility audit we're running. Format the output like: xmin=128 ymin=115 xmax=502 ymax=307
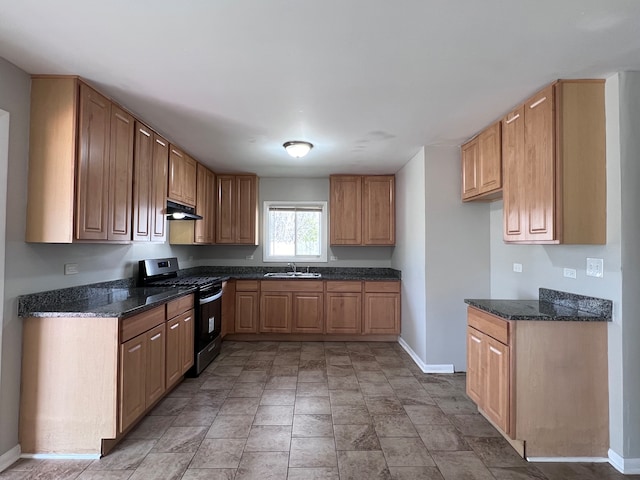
xmin=192 ymin=177 xmax=394 ymax=268
xmin=392 ymin=148 xmax=427 ymax=361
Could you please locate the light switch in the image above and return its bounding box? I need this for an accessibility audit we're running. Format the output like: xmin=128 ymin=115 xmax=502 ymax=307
xmin=563 ymin=268 xmax=577 ymax=279
xmin=64 ymin=263 xmax=78 ymax=275
xmin=586 ymin=258 xmax=604 ymax=278
xmin=513 ymin=263 xmax=523 ymax=273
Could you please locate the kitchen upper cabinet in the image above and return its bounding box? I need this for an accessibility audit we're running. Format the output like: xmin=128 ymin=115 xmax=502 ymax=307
xmin=363 ymin=281 xmax=400 ymax=334
xmin=462 ymin=121 xmax=502 ymax=202
xmin=169 ymin=162 xmax=216 ymax=245
xmin=168 ymin=146 xmax=197 ymax=207
xmin=502 ymin=80 xmax=606 ymax=244
xmin=216 ymin=174 xmax=258 ymax=245
xmin=195 ymin=164 xmax=215 ymax=244
xmin=330 ymin=175 xmax=395 ymax=246
xmin=133 ymin=124 xmax=168 ymax=242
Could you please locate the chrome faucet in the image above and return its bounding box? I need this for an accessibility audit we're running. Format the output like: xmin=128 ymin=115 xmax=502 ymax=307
xmin=288 ymin=262 xmax=297 ymax=273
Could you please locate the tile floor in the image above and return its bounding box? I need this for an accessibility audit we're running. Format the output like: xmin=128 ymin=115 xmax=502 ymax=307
xmin=2 ymin=340 xmax=638 ymax=479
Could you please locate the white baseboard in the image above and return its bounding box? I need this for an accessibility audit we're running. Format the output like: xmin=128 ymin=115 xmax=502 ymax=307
xmin=527 ymin=456 xmax=608 ymax=463
xmin=398 ymin=337 xmax=454 ymax=373
xmin=0 ymin=444 xmax=20 ymax=473
xmin=21 ymin=453 xmax=100 ymax=460
xmin=609 ymin=448 xmax=640 ymax=474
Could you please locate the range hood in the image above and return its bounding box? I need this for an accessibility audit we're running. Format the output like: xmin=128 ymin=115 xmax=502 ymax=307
xmin=166 ymin=200 xmax=202 ymax=220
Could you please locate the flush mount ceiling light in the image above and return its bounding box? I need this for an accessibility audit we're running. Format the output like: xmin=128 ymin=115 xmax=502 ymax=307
xmin=283 ymin=141 xmax=313 ymax=158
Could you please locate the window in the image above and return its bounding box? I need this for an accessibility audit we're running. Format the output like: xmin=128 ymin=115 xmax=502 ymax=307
xmin=263 ymin=201 xmax=327 ymax=262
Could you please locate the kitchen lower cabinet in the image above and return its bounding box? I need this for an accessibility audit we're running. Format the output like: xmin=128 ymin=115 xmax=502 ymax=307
xmin=145 ymin=323 xmax=166 ymax=408
xmin=166 ymin=295 xmax=195 ymax=388
xmin=119 ymin=334 xmax=147 ymax=433
xmin=466 ymin=306 xmax=609 ymax=458
xmin=363 ymin=281 xmax=400 ymax=334
xmin=325 ymin=282 xmax=363 ymax=334
xmin=292 ymin=292 xmax=324 ymax=334
xmin=235 ymin=280 xmax=259 ymax=333
xmin=260 ymin=292 xmax=292 ymax=333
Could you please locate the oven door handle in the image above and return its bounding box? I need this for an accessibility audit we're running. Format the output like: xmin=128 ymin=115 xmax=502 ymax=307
xmin=200 ymin=290 xmax=223 ymax=305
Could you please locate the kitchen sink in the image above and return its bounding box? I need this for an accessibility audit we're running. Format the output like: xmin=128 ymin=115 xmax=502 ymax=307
xmin=263 ymin=272 xmax=322 ymax=279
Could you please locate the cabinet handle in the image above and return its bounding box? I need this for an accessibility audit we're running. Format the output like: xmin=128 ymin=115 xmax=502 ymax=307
xmin=150 ymin=333 xmax=162 ymax=341
xmin=505 ymin=113 xmax=520 ymax=124
xmin=128 ymin=344 xmax=142 ymax=353
xmin=139 ymin=128 xmax=151 ymax=137
xmin=489 ymin=346 xmax=502 ymax=355
xmin=184 ymin=316 xmax=191 ymax=323
xmin=170 ymin=323 xmax=180 ymax=330
xmin=471 ymin=335 xmax=481 ymax=343
xmin=156 ymin=138 xmax=166 ymax=147
xmin=529 ymin=97 xmax=547 ymax=109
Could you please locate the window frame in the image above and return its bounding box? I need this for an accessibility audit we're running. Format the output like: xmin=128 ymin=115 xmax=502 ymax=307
xmin=262 ymin=200 xmax=328 ymax=263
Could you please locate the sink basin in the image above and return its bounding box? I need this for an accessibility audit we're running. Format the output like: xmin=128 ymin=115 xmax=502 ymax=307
xmin=263 ymin=272 xmax=322 ymax=279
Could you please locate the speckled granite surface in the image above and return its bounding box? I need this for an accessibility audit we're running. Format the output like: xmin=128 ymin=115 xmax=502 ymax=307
xmin=18 ymin=267 xmax=400 ymax=318
xmin=465 ymin=288 xmax=612 ymax=322
xmin=183 ymin=266 xmax=402 ymax=281
xmin=19 ymin=281 xmax=195 ymax=318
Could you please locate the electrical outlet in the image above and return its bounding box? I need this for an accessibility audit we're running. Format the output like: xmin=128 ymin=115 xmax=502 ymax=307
xmin=245 ymin=255 xmax=254 ymax=260
xmin=563 ymin=268 xmax=577 ymax=279
xmin=513 ymin=263 xmax=523 ymax=273
xmin=586 ymin=258 xmax=604 ymax=278
xmin=64 ymin=263 xmax=78 ymax=275
xmin=330 ymin=255 xmax=338 ymax=261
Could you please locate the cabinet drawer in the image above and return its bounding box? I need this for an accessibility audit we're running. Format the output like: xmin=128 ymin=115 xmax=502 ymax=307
xmin=236 ymin=280 xmax=259 ymax=292
xmin=121 ymin=305 xmax=165 ymax=343
xmin=364 ymin=281 xmax=400 ymax=293
xmin=261 ymin=280 xmax=323 ymax=292
xmin=468 ymin=307 xmax=509 ymax=345
xmin=166 ymin=294 xmax=194 ymax=319
xmin=326 ymin=281 xmax=362 ymax=293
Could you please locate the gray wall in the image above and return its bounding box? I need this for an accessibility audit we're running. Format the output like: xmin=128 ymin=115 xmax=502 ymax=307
xmin=392 ymin=148 xmax=428 ymax=361
xmin=191 ymin=177 xmax=394 ymax=267
xmin=392 ymin=147 xmax=490 ymax=371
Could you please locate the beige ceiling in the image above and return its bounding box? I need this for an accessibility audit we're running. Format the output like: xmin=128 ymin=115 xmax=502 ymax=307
xmin=1 ymin=0 xmax=639 ymax=177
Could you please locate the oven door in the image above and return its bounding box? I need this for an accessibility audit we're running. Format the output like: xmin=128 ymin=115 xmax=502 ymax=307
xmin=198 ymin=287 xmax=222 ymax=349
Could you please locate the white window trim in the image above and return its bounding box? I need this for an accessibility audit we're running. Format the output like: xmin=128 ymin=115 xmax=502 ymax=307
xmin=263 ymin=200 xmax=328 ymax=263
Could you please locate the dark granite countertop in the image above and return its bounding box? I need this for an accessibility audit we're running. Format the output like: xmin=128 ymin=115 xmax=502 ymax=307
xmin=19 ymin=285 xmax=196 ymax=318
xmin=18 ymin=266 xmax=401 ymax=318
xmin=465 ymin=288 xmax=612 ymax=322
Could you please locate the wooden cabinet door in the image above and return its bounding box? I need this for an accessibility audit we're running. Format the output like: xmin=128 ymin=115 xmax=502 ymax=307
xmin=76 ymin=83 xmax=111 ymax=240
xmin=221 ymin=281 xmax=236 ymax=337
xmin=484 ymin=335 xmax=510 ymax=434
xmin=151 ymin=134 xmax=168 ymax=242
xmin=292 ymin=293 xmax=324 ymax=334
xmin=216 ymin=175 xmax=235 ymax=243
xmin=236 ymin=175 xmax=257 ymax=245
xmin=461 ymin=139 xmax=479 ymax=200
xmin=168 ymin=146 xmax=185 ymax=204
xmin=181 ymin=310 xmax=195 ymax=375
xmin=466 ymin=327 xmax=484 ymax=405
xmin=502 ymin=106 xmax=526 ymax=241
xmin=195 ymin=165 xmax=215 ymax=244
xmin=524 ymin=85 xmax=555 ymax=241
xmin=107 ymin=106 xmax=134 ymax=241
xmin=478 ymin=121 xmax=501 ymax=195
xmin=330 ymin=176 xmax=362 ymax=245
xmin=235 ymin=291 xmax=258 ymax=333
xmin=165 ymin=316 xmax=182 ymax=388
xmin=183 ymin=154 xmax=197 ymax=207
xmin=363 ymin=292 xmax=400 ymax=334
xmin=260 ymin=292 xmax=292 ymax=333
xmin=363 ymin=176 xmax=395 ymax=245
xmin=119 ymin=334 xmax=146 ymax=433
xmin=133 ymin=123 xmax=153 ymax=241
xmin=145 ymin=323 xmax=165 ymax=409
xmin=325 ymin=292 xmax=362 ymax=334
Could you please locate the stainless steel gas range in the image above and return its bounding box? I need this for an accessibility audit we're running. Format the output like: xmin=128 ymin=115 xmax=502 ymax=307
xmin=139 ymin=257 xmax=222 ymax=375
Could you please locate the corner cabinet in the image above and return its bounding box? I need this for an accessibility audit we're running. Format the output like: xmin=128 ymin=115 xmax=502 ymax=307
xmin=466 ymin=306 xmax=609 ymax=458
xmin=461 ymin=121 xmax=502 ymax=201
xmin=330 ymin=175 xmax=395 ymax=246
xmin=502 ymin=80 xmax=606 ymax=244
xmin=216 ymin=174 xmax=259 ymax=245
